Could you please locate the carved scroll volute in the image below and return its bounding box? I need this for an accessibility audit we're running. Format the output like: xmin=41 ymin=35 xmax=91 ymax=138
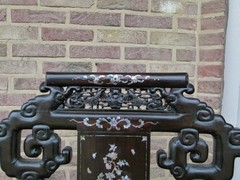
xmin=157 ymin=128 xmax=209 ymax=179
xmin=23 ymin=125 xmax=72 ymax=176
xmin=0 ymin=123 xmax=72 ymax=179
xmin=159 ymin=84 xmax=215 ymax=123
xmin=156 ymin=113 xmax=240 ymax=180
xmin=0 ymin=82 xmax=73 ymax=179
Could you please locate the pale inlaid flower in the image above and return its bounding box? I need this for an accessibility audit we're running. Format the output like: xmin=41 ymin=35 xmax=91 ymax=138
xmin=106 ymin=152 xmax=118 ymax=160
xmin=109 ymin=144 xmax=117 ymax=152
xmin=121 ymin=175 xmax=130 ymax=180
xmin=97 ymin=144 xmax=131 ymax=179
xmin=92 ymin=152 xmax=97 ymax=159
xmin=105 ymin=172 xmax=116 ymax=180
xmin=87 ymin=167 xmax=92 ymax=174
xmin=131 ymin=149 xmax=136 ymax=156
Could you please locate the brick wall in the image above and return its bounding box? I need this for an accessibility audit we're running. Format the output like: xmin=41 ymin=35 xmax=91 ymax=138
xmin=0 ymin=0 xmax=228 ymax=179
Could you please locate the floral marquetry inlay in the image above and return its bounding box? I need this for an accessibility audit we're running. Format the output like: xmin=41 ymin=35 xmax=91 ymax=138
xmin=96 ymin=144 xmax=131 ymax=180
xmin=73 ymin=74 xmax=150 ymax=85
xmin=78 ymin=134 xmax=149 ymax=179
xmin=70 ymin=116 xmax=159 ymax=131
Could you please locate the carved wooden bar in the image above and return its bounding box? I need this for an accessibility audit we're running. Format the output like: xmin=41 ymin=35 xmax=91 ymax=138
xmin=0 ymin=72 xmax=240 ymax=180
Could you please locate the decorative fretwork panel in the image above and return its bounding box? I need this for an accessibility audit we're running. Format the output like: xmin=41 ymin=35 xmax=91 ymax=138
xmin=0 ymin=73 xmax=240 ymax=180
xmin=59 ymin=87 xmax=175 ymax=112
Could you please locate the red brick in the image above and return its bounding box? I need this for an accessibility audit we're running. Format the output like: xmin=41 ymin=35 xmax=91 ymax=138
xmin=14 ymin=78 xmax=44 ymax=90
xmin=176 ymin=49 xmax=196 ymax=61
xmin=69 ymin=154 xmax=77 ymax=166
xmin=178 ymin=17 xmax=197 ymax=31
xmin=42 ymin=62 xmax=92 ymax=73
xmin=12 ymin=44 xmax=65 ymax=57
xmin=68 ymin=139 xmax=78 ymax=153
xmin=151 ymin=137 xmax=167 ymax=150
xmin=11 ymin=9 xmax=65 ymax=23
xmin=198 ymin=65 xmax=223 ymax=78
xmin=151 ymin=0 xmax=198 ymax=15
xmin=125 ymin=14 xmax=172 ymax=29
xmin=181 ymin=2 xmax=198 ymax=15
xmin=0 ymin=44 xmax=7 ymax=57
xmin=201 ymin=16 xmax=226 ymax=30
xmin=20 ymin=130 xmax=32 ymax=139
xmin=0 ymin=9 xmax=6 ymax=21
xmin=70 ymin=12 xmax=121 ymax=26
xmin=200 ymin=49 xmax=224 ymax=62
xmin=199 ymin=33 xmax=225 ymax=46
xmin=0 ymin=93 xmax=35 ymax=106
xmin=98 ymin=30 xmax=147 ymax=44
xmin=198 ymin=96 xmax=221 ymax=109
xmin=96 ymin=63 xmax=146 ymax=73
xmin=0 ymin=76 xmax=8 ymax=90
xmin=69 ymin=170 xmax=77 ymax=180
xmin=198 ymin=81 xmax=222 ymax=94
xmin=0 ymin=0 xmax=37 ymax=5
xmin=150 ymin=64 xmax=195 ymax=77
xmin=97 ymin=0 xmax=148 ymax=11
xmin=0 ymin=26 xmax=38 ymax=40
xmin=125 ymin=47 xmax=172 ymax=61
xmin=0 ymin=110 xmax=10 ymax=120
xmin=201 ymin=0 xmax=227 ymax=14
xmin=42 ymin=28 xmax=93 ymax=41
xmin=70 ymin=46 xmax=120 ymax=59
xmin=151 ymin=32 xmax=196 ymax=46
xmin=150 ymin=165 xmax=165 ymax=178
xmin=40 ymin=0 xmax=94 ymax=8
xmin=47 ymin=170 xmax=66 ymax=179
xmin=0 ymin=60 xmax=37 ymax=74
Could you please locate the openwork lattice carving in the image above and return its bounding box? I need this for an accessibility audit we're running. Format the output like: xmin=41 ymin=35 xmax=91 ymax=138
xmin=0 ymin=72 xmax=240 ymax=180
xmin=57 ymin=86 xmax=176 ymax=112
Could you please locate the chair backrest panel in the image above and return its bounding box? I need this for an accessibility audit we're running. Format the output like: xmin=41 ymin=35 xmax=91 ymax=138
xmin=0 ymin=73 xmax=239 ymax=180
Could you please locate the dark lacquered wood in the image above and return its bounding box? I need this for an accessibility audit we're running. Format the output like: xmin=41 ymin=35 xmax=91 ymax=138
xmin=78 ymin=133 xmax=150 ymax=180
xmin=45 ymin=72 xmax=189 ymax=88
xmin=0 ymin=72 xmax=240 ymax=180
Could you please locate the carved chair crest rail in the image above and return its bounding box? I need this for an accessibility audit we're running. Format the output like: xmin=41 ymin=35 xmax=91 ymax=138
xmin=0 ymin=72 xmax=240 ymax=180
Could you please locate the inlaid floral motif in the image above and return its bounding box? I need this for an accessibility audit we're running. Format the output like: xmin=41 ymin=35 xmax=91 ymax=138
xmin=96 ymin=144 xmax=130 ymax=180
xmin=78 ymin=74 xmax=150 ymax=85
xmin=70 ymin=116 xmax=159 ymax=131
